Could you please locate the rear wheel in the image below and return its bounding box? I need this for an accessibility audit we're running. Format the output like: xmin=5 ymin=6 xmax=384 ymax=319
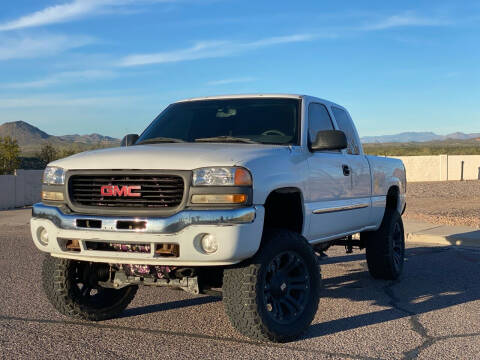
xmin=42 ymin=255 xmax=138 ymax=321
xmin=223 ymin=229 xmax=321 ymax=342
xmin=364 ymin=209 xmax=405 ymax=280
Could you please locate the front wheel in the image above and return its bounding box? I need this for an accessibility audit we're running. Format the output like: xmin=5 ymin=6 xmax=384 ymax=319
xmin=364 ymin=209 xmax=405 ymax=280
xmin=223 ymin=229 xmax=321 ymax=342
xmin=42 ymin=255 xmax=138 ymax=321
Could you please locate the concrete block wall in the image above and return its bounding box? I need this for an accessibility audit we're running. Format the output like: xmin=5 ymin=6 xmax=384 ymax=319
xmin=0 ymin=175 xmax=16 ymax=209
xmin=447 ymin=155 xmax=480 ymax=181
xmin=0 ymin=170 xmax=43 ymax=210
xmin=394 ymin=155 xmax=480 ymax=182
xmin=393 ymin=156 xmax=443 ymax=182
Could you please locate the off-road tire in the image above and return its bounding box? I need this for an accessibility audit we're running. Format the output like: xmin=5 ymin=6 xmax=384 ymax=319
xmin=364 ymin=209 xmax=405 ymax=280
xmin=42 ymin=255 xmax=138 ymax=321
xmin=223 ymin=229 xmax=321 ymax=342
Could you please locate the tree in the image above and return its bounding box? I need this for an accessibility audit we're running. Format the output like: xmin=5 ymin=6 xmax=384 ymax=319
xmin=59 ymin=144 xmax=83 ymax=159
xmin=60 ymin=147 xmax=77 ymax=158
xmin=0 ymin=136 xmax=21 ymax=175
xmin=37 ymin=142 xmax=59 ymax=165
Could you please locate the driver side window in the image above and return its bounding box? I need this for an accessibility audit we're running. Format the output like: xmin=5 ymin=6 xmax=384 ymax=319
xmin=308 ymin=103 xmax=334 ymax=144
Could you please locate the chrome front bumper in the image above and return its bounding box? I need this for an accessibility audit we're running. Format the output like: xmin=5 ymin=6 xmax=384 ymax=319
xmin=32 ymin=203 xmax=256 ymax=234
xmin=30 ymin=203 xmax=264 ymax=266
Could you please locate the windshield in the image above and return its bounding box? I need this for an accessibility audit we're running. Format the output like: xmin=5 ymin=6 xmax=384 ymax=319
xmin=137 ymin=98 xmax=300 ymax=145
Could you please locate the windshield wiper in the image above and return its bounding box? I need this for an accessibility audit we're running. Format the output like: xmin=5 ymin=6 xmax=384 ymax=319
xmin=194 ymin=136 xmax=260 ymax=144
xmin=136 ymin=137 xmax=186 ymax=145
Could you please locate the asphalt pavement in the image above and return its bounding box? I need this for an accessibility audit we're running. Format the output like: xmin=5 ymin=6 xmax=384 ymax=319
xmin=1 ymin=208 xmax=479 ymax=359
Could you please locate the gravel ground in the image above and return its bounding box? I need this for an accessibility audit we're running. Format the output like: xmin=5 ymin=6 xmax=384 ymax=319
xmin=1 ymin=209 xmax=480 ymax=359
xmin=404 ymin=180 xmax=480 ymax=228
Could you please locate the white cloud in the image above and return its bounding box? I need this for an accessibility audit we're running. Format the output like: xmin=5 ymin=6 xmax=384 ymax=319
xmin=118 ymin=34 xmax=316 ymax=67
xmin=0 ymin=0 xmax=104 ymax=31
xmin=363 ymin=12 xmax=450 ymax=31
xmin=0 ymin=33 xmax=93 ymax=60
xmin=0 ymin=0 xmax=172 ymax=31
xmin=119 ymin=40 xmax=229 ymax=67
xmin=1 ymin=70 xmax=116 ymax=89
xmin=207 ymin=77 xmax=255 ymax=86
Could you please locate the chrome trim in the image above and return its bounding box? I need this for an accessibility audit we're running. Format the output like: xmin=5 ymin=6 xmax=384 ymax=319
xmin=32 ymin=203 xmax=256 ymax=234
xmin=312 ymin=203 xmax=369 ymax=214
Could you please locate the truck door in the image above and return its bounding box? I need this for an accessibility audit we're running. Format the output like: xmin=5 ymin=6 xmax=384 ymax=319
xmin=306 ymin=103 xmax=352 ymax=241
xmin=331 ymin=106 xmax=373 ymax=230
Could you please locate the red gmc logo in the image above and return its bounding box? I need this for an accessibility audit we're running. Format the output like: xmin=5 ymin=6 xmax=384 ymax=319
xmin=101 ymin=185 xmax=141 ymax=197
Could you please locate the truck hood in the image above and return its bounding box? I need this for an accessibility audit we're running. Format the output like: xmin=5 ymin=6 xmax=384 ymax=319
xmin=51 ymin=143 xmax=290 ymax=170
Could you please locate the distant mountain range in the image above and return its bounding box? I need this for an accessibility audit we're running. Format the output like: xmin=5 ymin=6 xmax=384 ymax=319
xmin=361 ymin=131 xmax=480 ymax=143
xmin=0 ymin=121 xmax=120 ymax=154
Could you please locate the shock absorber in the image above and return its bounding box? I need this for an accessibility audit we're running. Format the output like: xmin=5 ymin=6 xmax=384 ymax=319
xmin=345 ymin=235 xmax=353 ymax=254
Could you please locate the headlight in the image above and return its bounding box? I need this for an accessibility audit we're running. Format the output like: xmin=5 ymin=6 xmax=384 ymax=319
xmin=192 ymin=167 xmax=252 ymax=186
xmin=42 ymin=166 xmax=65 ymax=185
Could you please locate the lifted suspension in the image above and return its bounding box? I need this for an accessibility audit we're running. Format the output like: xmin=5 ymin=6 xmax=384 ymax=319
xmin=332 ymin=235 xmax=365 ymax=253
xmin=95 ymin=264 xmax=201 ymax=295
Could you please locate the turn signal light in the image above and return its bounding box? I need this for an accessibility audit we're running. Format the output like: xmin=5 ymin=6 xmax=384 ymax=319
xmin=42 ymin=191 xmax=64 ymax=201
xmin=234 ymin=168 xmax=252 ymax=186
xmin=191 ymin=194 xmax=247 ymax=204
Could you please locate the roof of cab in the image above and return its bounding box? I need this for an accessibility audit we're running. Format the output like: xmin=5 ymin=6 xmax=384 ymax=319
xmin=174 ymin=93 xmax=344 ymax=109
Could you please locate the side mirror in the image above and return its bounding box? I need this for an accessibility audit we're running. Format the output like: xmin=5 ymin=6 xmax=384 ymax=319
xmin=311 ymin=130 xmax=348 ymax=151
xmin=121 ymin=134 xmax=139 ymax=147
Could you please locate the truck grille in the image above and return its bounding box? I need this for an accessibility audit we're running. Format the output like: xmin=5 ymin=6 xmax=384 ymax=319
xmin=69 ymin=174 xmax=185 ymax=209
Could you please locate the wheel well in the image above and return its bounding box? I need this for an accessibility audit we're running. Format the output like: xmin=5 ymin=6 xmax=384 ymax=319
xmin=386 ymin=186 xmax=400 ymax=211
xmin=263 ymin=188 xmax=303 ymax=234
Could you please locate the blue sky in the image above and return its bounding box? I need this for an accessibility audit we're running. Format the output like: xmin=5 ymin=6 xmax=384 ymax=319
xmin=0 ymin=0 xmax=478 ymax=138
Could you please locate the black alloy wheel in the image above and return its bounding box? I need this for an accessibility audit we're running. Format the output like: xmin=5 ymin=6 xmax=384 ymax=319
xmin=263 ymin=251 xmax=310 ymax=325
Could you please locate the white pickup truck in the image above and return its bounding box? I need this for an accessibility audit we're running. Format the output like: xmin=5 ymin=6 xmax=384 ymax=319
xmin=31 ymin=94 xmax=406 ymax=342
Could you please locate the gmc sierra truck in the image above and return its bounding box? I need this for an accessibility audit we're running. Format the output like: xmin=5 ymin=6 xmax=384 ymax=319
xmin=31 ymin=94 xmax=406 ymax=342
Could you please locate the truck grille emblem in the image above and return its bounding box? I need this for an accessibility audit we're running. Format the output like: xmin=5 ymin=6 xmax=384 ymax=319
xmin=100 ymin=185 xmax=141 ymax=197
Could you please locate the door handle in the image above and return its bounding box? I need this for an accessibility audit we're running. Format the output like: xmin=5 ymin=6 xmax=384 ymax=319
xmin=342 ymin=164 xmax=351 ymax=176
